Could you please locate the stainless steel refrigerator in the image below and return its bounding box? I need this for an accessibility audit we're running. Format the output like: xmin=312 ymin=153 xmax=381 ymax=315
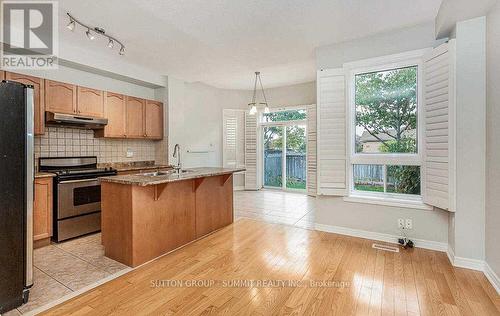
xmin=0 ymin=80 xmax=34 ymax=313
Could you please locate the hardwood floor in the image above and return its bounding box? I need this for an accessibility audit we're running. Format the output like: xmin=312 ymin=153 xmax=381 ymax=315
xmin=41 ymin=217 xmax=499 ymax=315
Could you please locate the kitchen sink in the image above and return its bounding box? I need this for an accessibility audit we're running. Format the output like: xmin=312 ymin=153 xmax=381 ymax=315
xmin=140 ymin=169 xmax=194 ymax=177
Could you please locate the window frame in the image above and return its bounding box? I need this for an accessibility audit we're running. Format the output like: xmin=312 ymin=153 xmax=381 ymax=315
xmin=345 ymin=51 xmax=426 ymax=201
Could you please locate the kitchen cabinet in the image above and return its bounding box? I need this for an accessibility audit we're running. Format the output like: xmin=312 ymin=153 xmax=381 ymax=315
xmin=126 ymin=96 xmax=145 ymax=138
xmin=5 ymin=72 xmax=45 ymax=135
xmin=34 ymin=177 xmax=53 ymax=248
xmin=45 ymin=79 xmax=77 ymax=115
xmin=0 ymin=70 xmax=5 ymax=80
xmin=95 ymin=92 xmax=126 ymax=138
xmin=77 ymin=86 xmax=104 ymax=118
xmin=145 ymin=100 xmax=163 ymax=139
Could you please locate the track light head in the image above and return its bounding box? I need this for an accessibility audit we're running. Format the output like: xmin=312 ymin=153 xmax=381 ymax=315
xmin=67 ymin=20 xmax=75 ymax=31
xmin=86 ymin=29 xmax=95 ymax=40
xmin=119 ymin=46 xmax=125 ymax=56
xmin=108 ymin=39 xmax=114 ymax=48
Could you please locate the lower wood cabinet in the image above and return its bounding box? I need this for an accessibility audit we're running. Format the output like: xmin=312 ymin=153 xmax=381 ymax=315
xmin=0 ymin=70 xmax=5 ymax=80
xmin=34 ymin=177 xmax=53 ymax=247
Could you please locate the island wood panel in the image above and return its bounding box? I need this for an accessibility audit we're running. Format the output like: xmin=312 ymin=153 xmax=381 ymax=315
xmin=101 ymin=180 xmax=197 ymax=267
xmin=126 ymin=96 xmax=145 ymax=138
xmin=101 ymin=182 xmax=133 ymax=265
xmin=195 ymin=175 xmax=234 ymax=238
xmin=45 ymin=80 xmax=77 ymax=114
xmin=5 ymin=72 xmax=45 ymax=135
xmin=131 ymin=181 xmax=196 ymax=266
xmin=76 ymin=86 xmax=104 ymax=117
xmin=34 ymin=177 xmax=53 ymax=248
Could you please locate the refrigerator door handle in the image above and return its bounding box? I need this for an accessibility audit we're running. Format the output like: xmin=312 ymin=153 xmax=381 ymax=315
xmin=25 ymin=87 xmax=34 ymax=288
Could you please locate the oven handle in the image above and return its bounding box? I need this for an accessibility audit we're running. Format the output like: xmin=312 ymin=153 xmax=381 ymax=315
xmin=59 ymin=178 xmax=100 ymax=184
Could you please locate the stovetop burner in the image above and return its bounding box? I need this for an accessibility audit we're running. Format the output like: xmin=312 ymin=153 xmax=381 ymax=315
xmin=38 ymin=156 xmax=117 ymax=180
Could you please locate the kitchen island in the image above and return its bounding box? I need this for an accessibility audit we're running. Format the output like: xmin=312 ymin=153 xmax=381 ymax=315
xmin=99 ymin=167 xmax=245 ymax=267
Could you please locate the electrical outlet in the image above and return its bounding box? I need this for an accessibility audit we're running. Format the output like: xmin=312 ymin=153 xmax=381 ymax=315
xmin=405 ymin=219 xmax=413 ymax=230
xmin=398 ymin=218 xmax=405 ymax=229
xmin=126 ymin=148 xmax=134 ymax=158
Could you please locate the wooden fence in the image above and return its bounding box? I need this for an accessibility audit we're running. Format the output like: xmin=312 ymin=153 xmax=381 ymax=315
xmin=264 ymin=151 xmax=306 ymax=185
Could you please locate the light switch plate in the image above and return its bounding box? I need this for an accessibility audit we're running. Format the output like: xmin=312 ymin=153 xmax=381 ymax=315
xmin=126 ymin=148 xmax=134 ymax=158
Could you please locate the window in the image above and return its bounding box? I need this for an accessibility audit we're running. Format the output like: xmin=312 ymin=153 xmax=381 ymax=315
xmin=262 ymin=109 xmax=306 ymax=122
xmin=349 ymin=62 xmax=422 ymax=200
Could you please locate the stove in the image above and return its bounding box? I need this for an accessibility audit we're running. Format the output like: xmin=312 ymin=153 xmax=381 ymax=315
xmin=39 ymin=157 xmax=117 ymax=242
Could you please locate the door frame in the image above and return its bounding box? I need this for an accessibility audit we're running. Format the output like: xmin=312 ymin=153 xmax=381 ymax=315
xmin=260 ymin=117 xmax=307 ymax=193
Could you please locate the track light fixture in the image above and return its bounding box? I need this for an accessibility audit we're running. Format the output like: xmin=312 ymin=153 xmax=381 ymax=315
xmin=248 ymin=71 xmax=270 ymax=115
xmin=66 ymin=19 xmax=75 ymax=31
xmin=66 ymin=13 xmax=125 ymax=56
xmin=85 ymin=28 xmax=95 ymax=40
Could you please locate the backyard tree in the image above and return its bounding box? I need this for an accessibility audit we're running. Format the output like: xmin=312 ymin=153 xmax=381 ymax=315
xmin=355 ymin=66 xmax=417 ymax=153
xmin=355 ymin=66 xmax=420 ymax=194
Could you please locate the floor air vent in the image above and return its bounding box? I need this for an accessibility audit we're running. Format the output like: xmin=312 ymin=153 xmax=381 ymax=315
xmin=372 ymin=243 xmax=399 ymax=253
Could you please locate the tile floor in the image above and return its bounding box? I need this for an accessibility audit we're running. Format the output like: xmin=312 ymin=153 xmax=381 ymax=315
xmin=4 ymin=233 xmax=129 ymax=315
xmin=4 ymin=189 xmax=314 ymax=315
xmin=233 ymin=189 xmax=316 ymax=229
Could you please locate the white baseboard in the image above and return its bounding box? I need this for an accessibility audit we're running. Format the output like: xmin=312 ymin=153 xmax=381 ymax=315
xmin=233 ymin=186 xmax=245 ymax=191
xmin=484 ymin=262 xmax=500 ymax=295
xmin=314 ymin=223 xmax=447 ymax=252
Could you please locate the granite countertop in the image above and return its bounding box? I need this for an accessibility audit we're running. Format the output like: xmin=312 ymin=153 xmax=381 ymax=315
xmin=35 ymin=172 xmax=56 ymax=178
xmin=100 ymin=167 xmax=246 ymax=186
xmin=98 ymin=161 xmax=172 ymax=172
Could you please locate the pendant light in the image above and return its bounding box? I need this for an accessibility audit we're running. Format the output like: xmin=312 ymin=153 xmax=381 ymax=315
xmin=248 ymin=71 xmax=270 ymax=115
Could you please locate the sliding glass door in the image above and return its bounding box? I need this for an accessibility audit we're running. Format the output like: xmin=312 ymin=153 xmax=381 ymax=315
xmin=262 ymin=119 xmax=306 ymax=192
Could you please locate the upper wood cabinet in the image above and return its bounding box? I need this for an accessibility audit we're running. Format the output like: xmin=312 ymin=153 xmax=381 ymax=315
xmin=95 ymin=92 xmax=126 ymax=138
xmin=145 ymin=100 xmax=163 ymax=139
xmin=34 ymin=177 xmax=53 ymax=242
xmin=126 ymin=96 xmax=146 ymax=138
xmin=5 ymin=72 xmax=45 ymax=135
xmin=77 ymin=86 xmax=104 ymax=118
xmin=45 ymin=80 xmax=76 ymax=114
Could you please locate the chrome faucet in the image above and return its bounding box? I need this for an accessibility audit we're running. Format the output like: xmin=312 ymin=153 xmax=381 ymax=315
xmin=173 ymin=144 xmax=181 ymax=173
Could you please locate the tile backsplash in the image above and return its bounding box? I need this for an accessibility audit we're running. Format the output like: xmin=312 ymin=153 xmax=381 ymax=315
xmin=34 ymin=127 xmax=156 ymax=167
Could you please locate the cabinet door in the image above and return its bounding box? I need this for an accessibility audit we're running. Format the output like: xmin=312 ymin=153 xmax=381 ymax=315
xmin=103 ymin=92 xmax=126 ymax=138
xmin=126 ymin=96 xmax=145 ymax=138
xmin=77 ymin=86 xmax=104 ymax=117
xmin=45 ymin=80 xmax=76 ymax=114
xmin=145 ymin=100 xmax=163 ymax=139
xmin=5 ymin=72 xmax=45 ymax=135
xmin=0 ymin=70 xmax=5 ymax=80
xmin=34 ymin=178 xmax=53 ymax=241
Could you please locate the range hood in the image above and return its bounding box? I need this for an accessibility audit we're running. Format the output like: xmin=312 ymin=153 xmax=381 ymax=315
xmin=45 ymin=112 xmax=108 ymax=129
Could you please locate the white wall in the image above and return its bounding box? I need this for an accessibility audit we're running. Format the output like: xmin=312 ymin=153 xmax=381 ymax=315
xmin=167 ymin=79 xmax=316 ymax=169
xmin=486 ymin=3 xmax=500 ymax=278
xmin=316 ymin=22 xmax=446 ymax=70
xmin=450 ymin=17 xmax=487 ymax=261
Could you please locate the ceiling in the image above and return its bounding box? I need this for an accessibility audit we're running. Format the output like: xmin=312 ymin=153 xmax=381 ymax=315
xmin=57 ymin=0 xmax=442 ymax=89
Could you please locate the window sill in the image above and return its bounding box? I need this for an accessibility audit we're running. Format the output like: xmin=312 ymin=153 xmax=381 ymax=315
xmin=343 ymin=194 xmax=433 ymax=210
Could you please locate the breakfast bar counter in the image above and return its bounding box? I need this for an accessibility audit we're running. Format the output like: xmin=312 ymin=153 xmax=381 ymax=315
xmin=99 ymin=167 xmax=244 ymax=267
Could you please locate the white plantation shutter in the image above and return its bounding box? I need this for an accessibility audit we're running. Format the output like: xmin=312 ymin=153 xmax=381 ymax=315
xmin=223 ymin=109 xmax=238 ymax=168
xmin=423 ymin=41 xmax=456 ymax=211
xmin=317 ymin=69 xmax=347 ymax=196
xmin=307 ymin=104 xmax=317 ymax=196
xmin=244 ymin=112 xmax=259 ymax=190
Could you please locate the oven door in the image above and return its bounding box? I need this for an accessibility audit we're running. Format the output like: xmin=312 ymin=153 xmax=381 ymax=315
xmin=57 ymin=178 xmax=101 ymax=219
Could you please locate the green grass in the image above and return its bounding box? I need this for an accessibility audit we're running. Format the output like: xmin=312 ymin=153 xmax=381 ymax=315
xmin=265 ymin=178 xmax=306 ymax=190
xmin=354 ymin=184 xmax=384 ymax=192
